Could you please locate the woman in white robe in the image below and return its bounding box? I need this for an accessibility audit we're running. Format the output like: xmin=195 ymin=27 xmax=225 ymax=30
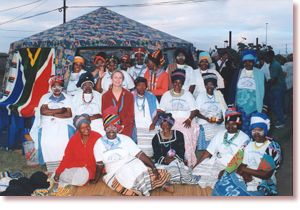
xmin=33 ymin=76 xmax=74 ymax=173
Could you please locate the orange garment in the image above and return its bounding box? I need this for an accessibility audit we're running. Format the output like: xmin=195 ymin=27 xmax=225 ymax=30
xmin=144 ymin=69 xmax=169 ymax=97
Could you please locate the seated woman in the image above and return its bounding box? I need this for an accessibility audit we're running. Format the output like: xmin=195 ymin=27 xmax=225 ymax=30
xmin=159 ymin=69 xmax=199 ymax=167
xmin=212 ymin=112 xmax=282 ymax=196
xmin=93 ymin=106 xmax=173 ymax=196
xmin=193 ymin=106 xmax=250 ymax=188
xmin=54 ymin=114 xmax=101 ymax=186
xmin=195 ymin=73 xmax=227 ymax=151
xmin=33 ymin=76 xmax=74 ymax=173
xmin=152 ymin=113 xmax=199 ymax=185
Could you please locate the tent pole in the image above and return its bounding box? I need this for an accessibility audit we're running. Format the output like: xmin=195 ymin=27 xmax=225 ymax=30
xmin=63 ymin=0 xmax=66 ymax=24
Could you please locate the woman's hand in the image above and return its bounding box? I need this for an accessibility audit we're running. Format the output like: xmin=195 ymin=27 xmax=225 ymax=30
xmin=237 ymin=163 xmax=247 ymax=174
xmin=167 ymin=63 xmax=177 ymax=74
xmin=218 ymin=170 xmax=225 ymax=179
xmin=149 ymin=123 xmax=155 ymax=131
xmin=152 ymin=168 xmax=160 ymax=180
xmin=53 ymin=174 xmax=60 ymax=182
xmin=241 ymin=173 xmax=253 ymax=183
xmin=216 ymin=117 xmax=224 ymax=124
xmin=98 ymin=69 xmax=105 ymax=79
xmin=163 ymin=156 xmax=175 ymax=165
xmin=183 ymin=118 xmax=192 ymax=128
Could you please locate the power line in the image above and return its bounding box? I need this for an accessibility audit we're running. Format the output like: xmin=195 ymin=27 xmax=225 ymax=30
xmin=0 ymin=0 xmax=43 ymax=13
xmin=0 ymin=7 xmax=59 ymax=26
xmin=0 ymin=0 xmax=48 ymax=26
xmin=68 ymin=0 xmax=216 ymax=8
xmin=0 ymin=28 xmax=37 ymax=32
xmin=0 ymin=0 xmax=215 ymax=26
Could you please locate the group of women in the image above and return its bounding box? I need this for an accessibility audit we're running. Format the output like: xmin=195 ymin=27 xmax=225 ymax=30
xmin=29 ymin=47 xmax=282 ymax=196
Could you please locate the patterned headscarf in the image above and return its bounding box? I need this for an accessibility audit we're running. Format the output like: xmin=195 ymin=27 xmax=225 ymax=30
xmin=148 ymin=49 xmax=165 ymax=66
xmin=133 ymin=47 xmax=147 ymax=56
xmin=103 ymin=106 xmax=122 ymax=131
xmin=225 ymin=105 xmax=242 ymax=124
xmin=250 ymin=112 xmax=270 ymax=136
xmin=73 ymin=114 xmax=91 ymax=130
xmin=158 ymin=112 xmax=175 ymax=128
xmin=171 ymin=68 xmax=186 ymax=84
xmin=48 ymin=75 xmax=64 ymax=87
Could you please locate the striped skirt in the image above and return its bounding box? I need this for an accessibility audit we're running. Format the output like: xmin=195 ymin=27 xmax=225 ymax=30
xmin=136 ymin=127 xmax=157 ymax=158
xmin=111 ymin=168 xmax=170 ymax=196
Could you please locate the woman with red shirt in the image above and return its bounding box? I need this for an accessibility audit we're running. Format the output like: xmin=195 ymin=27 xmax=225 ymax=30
xmin=54 ymin=114 xmax=101 ymax=186
xmin=101 ymin=70 xmax=134 ymax=138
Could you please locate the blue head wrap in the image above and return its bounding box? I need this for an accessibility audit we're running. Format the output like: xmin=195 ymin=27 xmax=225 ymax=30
xmin=249 ymin=112 xmax=270 ymax=136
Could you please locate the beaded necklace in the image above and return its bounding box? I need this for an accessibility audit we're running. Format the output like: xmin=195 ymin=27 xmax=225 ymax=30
xmin=135 ymin=94 xmax=146 ymax=116
xmin=82 ymin=92 xmax=94 ymax=104
xmin=101 ymin=135 xmax=121 ymax=151
xmin=223 ymin=130 xmax=240 ymax=146
xmin=254 ymin=140 xmax=268 ymax=149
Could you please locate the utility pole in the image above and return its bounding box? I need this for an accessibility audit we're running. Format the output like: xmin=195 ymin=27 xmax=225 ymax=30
xmin=286 ymin=44 xmax=288 ymax=54
xmin=63 ymin=0 xmax=67 ymax=24
xmin=229 ymin=31 xmax=232 ymax=49
xmin=265 ymin=23 xmax=268 ymax=46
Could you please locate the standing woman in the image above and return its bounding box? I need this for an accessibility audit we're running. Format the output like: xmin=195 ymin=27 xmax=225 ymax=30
xmin=195 ymin=73 xmax=227 ymax=151
xmin=96 ymin=55 xmax=134 ymax=93
xmin=193 ymin=51 xmax=224 ymax=99
xmin=228 ymin=53 xmax=265 ymax=136
xmin=66 ymin=56 xmax=87 ymax=97
xmin=144 ymin=49 xmax=169 ymax=102
xmin=72 ymin=72 xmax=104 ymax=136
xmin=101 ymin=70 xmax=134 ymax=138
xmin=159 ymin=69 xmax=199 ymax=167
xmin=34 ymin=76 xmax=74 ymax=173
xmin=92 ymin=52 xmax=107 ymax=88
xmin=166 ymin=48 xmax=195 ymax=92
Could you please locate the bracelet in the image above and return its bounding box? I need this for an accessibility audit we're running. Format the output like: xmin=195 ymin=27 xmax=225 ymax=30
xmin=187 ymin=118 xmax=192 ymax=122
xmin=96 ymin=162 xmax=104 ymax=166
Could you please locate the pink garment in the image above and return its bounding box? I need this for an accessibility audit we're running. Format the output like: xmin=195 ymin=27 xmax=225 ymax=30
xmin=172 ymin=118 xmax=199 ymax=167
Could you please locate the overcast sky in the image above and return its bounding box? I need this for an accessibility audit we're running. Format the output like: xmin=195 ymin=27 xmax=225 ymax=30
xmin=0 ymin=0 xmax=293 ymax=54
